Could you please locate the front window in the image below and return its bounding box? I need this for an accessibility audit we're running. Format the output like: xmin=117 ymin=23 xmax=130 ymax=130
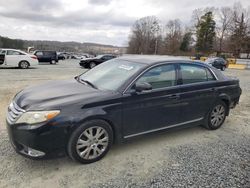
xmin=79 ymin=59 xmax=145 ymax=91
xmin=136 ymin=64 xmax=176 ymax=89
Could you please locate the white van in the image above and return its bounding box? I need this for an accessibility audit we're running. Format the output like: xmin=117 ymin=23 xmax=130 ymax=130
xmin=0 ymin=49 xmax=39 ymax=69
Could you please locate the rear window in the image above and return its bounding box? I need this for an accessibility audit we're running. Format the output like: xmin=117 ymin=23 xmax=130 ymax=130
xmin=44 ymin=51 xmax=56 ymax=56
xmin=7 ymin=50 xmax=25 ymax=55
xmin=180 ymin=64 xmax=215 ymax=84
xmin=35 ymin=51 xmax=43 ymax=56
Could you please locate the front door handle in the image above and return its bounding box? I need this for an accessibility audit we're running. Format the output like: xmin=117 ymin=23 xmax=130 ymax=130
xmin=209 ymin=87 xmax=217 ymax=92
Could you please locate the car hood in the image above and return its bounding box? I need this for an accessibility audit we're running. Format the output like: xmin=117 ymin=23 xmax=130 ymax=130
xmin=81 ymin=57 xmax=99 ymax=62
xmin=14 ymin=79 xmax=109 ymax=111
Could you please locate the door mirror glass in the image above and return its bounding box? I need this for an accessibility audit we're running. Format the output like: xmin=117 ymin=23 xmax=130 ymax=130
xmin=135 ymin=82 xmax=152 ymax=92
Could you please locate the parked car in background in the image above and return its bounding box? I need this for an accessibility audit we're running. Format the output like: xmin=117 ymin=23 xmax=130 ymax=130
xmin=205 ymin=57 xmax=228 ymax=71
xmin=61 ymin=52 xmax=71 ymax=59
xmin=34 ymin=50 xmax=58 ymax=64
xmin=71 ymin=54 xmax=89 ymax=60
xmin=7 ymin=56 xmax=241 ymax=164
xmin=79 ymin=54 xmax=116 ymax=68
xmin=0 ymin=49 xmax=38 ymax=69
xmin=57 ymin=53 xmax=66 ymax=60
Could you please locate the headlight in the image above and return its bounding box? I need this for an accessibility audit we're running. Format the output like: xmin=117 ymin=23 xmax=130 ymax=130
xmin=16 ymin=110 xmax=60 ymax=124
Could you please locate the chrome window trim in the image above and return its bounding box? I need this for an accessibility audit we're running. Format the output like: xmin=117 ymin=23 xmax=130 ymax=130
xmin=124 ymin=117 xmax=203 ymax=139
xmin=207 ymin=66 xmax=219 ymax=80
xmin=123 ymin=62 xmax=218 ymax=95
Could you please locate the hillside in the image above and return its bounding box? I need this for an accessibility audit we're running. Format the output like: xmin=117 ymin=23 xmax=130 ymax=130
xmin=0 ymin=36 xmax=126 ymax=54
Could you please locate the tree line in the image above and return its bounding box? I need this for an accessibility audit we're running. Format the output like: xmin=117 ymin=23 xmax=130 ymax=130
xmin=127 ymin=2 xmax=250 ymax=58
xmin=0 ymin=36 xmax=24 ymax=49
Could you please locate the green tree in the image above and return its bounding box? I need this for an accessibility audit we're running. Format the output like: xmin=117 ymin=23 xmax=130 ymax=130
xmin=180 ymin=32 xmax=192 ymax=52
xmin=196 ymin=12 xmax=216 ymax=53
xmin=229 ymin=2 xmax=249 ymax=57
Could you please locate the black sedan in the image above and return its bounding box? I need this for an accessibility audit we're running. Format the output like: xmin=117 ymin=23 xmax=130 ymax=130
xmin=205 ymin=57 xmax=228 ymax=71
xmin=57 ymin=53 xmax=66 ymax=60
xmin=7 ymin=56 xmax=241 ymax=164
xmin=79 ymin=54 xmax=116 ymax=69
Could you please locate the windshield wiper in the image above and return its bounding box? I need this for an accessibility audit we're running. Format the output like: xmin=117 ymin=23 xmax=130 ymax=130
xmin=80 ymin=79 xmax=98 ymax=89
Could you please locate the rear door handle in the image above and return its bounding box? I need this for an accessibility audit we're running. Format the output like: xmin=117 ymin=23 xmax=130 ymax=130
xmin=209 ymin=88 xmax=217 ymax=91
xmin=168 ymin=94 xmax=180 ymax=100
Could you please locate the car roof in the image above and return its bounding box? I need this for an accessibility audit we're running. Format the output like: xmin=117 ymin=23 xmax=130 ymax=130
xmin=117 ymin=55 xmax=204 ymax=66
xmin=97 ymin=54 xmax=114 ymax=56
xmin=0 ymin=48 xmax=22 ymax=51
xmin=0 ymin=48 xmax=27 ymax=54
xmin=207 ymin=57 xmax=221 ymax=60
xmin=35 ymin=50 xmax=56 ymax=52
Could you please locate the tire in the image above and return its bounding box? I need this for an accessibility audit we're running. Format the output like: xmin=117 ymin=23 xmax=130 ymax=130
xmin=204 ymin=100 xmax=227 ymax=130
xmin=67 ymin=120 xmax=113 ymax=164
xmin=51 ymin=60 xmax=56 ymax=64
xmin=89 ymin=62 xmax=96 ymax=69
xmin=221 ymin=66 xmax=226 ymax=71
xmin=19 ymin=61 xmax=29 ymax=69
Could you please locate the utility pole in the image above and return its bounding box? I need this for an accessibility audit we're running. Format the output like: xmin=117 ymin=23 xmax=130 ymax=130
xmin=154 ymin=39 xmax=158 ymax=55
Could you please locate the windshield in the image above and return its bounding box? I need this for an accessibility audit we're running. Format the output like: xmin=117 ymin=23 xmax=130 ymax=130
xmin=79 ymin=59 xmax=145 ymax=91
xmin=205 ymin=58 xmax=216 ymax=63
xmin=0 ymin=50 xmax=6 ymax=54
xmin=95 ymin=55 xmax=104 ymax=59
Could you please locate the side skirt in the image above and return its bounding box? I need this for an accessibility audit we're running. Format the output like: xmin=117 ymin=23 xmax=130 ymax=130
xmin=123 ymin=117 xmax=204 ymax=139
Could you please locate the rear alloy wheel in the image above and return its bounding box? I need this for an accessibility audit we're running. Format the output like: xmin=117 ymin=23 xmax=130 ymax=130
xmin=51 ymin=60 xmax=56 ymax=64
xmin=205 ymin=101 xmax=227 ymax=130
xmin=89 ymin=62 xmax=96 ymax=69
xmin=221 ymin=66 xmax=226 ymax=71
xmin=19 ymin=61 xmax=29 ymax=69
xmin=67 ymin=120 xmax=113 ymax=164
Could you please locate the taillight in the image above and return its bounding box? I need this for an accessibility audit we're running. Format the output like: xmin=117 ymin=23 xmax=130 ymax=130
xmin=31 ymin=55 xmax=37 ymax=60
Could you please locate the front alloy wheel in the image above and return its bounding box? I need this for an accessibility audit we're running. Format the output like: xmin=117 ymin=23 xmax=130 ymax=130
xmin=67 ymin=120 xmax=113 ymax=164
xmin=76 ymin=127 xmax=109 ymax=160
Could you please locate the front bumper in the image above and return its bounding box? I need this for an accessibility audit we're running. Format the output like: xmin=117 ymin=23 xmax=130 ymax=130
xmin=6 ymin=121 xmax=68 ymax=159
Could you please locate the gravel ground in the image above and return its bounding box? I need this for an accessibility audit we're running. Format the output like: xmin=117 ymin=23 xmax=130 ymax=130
xmin=0 ymin=60 xmax=249 ymax=188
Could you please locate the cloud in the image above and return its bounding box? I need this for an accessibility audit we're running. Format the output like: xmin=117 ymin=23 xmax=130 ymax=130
xmin=0 ymin=0 xmax=249 ymax=46
xmin=88 ymin=0 xmax=112 ymax=5
xmin=0 ymin=1 xmax=134 ymax=28
xmin=23 ymin=0 xmax=62 ymax=10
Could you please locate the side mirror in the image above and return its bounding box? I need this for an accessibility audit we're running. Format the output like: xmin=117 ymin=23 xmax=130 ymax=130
xmin=135 ymin=82 xmax=152 ymax=92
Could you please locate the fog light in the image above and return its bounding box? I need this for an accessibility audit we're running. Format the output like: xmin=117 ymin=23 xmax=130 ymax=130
xmin=21 ymin=146 xmax=45 ymax=157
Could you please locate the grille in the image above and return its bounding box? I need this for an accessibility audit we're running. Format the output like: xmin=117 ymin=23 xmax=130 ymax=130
xmin=7 ymin=102 xmax=25 ymax=124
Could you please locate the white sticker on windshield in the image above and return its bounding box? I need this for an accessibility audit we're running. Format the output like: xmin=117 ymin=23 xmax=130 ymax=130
xmin=118 ymin=65 xmax=134 ymax=70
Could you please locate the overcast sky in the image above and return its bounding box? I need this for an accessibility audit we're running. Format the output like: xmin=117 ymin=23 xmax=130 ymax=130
xmin=0 ymin=0 xmax=249 ymax=46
